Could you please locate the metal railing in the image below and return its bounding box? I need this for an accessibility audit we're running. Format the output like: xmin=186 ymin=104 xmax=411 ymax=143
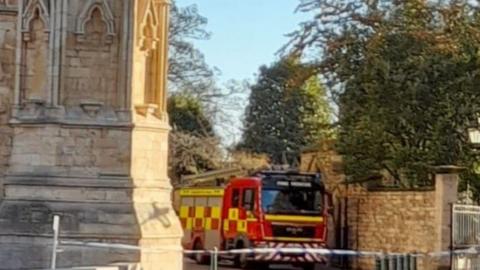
xmin=452 ymin=204 xmax=480 ymax=270
xmin=454 ymin=254 xmax=480 ymax=270
xmin=375 ymin=254 xmax=417 ymax=270
xmin=453 ymin=204 xmax=480 ymax=248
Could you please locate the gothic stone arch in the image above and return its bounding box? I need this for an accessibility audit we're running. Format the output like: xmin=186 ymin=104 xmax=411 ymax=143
xmin=75 ymin=0 xmax=115 ymax=43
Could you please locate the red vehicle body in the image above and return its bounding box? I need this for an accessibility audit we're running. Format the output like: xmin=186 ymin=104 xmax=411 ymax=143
xmin=178 ymin=171 xmax=331 ymax=270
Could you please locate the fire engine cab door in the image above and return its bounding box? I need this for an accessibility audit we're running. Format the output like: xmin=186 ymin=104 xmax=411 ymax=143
xmin=239 ymin=188 xmax=258 ymax=238
xmin=224 ymin=187 xmax=259 ymax=241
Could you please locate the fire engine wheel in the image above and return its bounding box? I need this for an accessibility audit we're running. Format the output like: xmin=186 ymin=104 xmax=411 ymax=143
xmin=237 ymin=252 xmax=250 ymax=269
xmin=233 ymin=242 xmax=255 ymax=269
xmin=302 ymin=263 xmax=317 ymax=270
xmin=194 ymin=241 xmax=209 ymax=265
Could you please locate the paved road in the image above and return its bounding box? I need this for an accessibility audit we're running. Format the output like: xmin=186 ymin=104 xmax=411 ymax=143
xmin=183 ymin=258 xmax=317 ymax=270
xmin=183 ymin=258 xmax=237 ymax=270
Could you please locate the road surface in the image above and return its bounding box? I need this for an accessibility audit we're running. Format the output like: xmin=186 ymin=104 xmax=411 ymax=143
xmin=183 ymin=258 xmax=237 ymax=270
xmin=183 ymin=258 xmax=310 ymax=270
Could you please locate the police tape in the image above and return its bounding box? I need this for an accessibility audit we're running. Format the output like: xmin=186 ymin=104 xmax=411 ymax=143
xmin=211 ymin=248 xmax=382 ymax=257
xmin=57 ymin=240 xmax=480 ymax=258
xmin=60 ymin=240 xmax=182 ymax=254
xmin=59 ymin=240 xmax=384 ymax=255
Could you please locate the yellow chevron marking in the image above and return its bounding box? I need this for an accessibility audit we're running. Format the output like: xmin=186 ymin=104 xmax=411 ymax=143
xmin=265 ymin=215 xmax=324 ymax=223
xmin=264 ymin=237 xmax=324 ymax=242
xmin=185 ymin=218 xmax=193 ymax=230
xmin=179 ymin=188 xmax=224 ymax=197
xmin=195 ymin=207 xmax=205 ymax=218
xmin=228 ymin=208 xmax=239 ymax=220
xmin=237 ymin=220 xmax=247 ymax=232
xmin=211 ymin=207 xmax=221 ymax=218
xmin=179 ymin=206 xmax=189 ymax=218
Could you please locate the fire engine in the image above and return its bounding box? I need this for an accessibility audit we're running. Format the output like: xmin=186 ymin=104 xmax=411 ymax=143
xmin=177 ymin=170 xmax=331 ymax=270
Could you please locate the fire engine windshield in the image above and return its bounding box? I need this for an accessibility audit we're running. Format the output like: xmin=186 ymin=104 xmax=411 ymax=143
xmin=261 ymin=189 xmax=323 ymax=215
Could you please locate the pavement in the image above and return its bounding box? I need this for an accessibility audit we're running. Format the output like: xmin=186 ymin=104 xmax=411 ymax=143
xmin=183 ymin=258 xmax=340 ymax=270
xmin=183 ymin=258 xmax=236 ymax=270
xmin=183 ymin=258 xmax=301 ymax=270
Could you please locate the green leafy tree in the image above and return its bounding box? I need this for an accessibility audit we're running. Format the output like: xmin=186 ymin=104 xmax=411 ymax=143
xmin=169 ymin=131 xmax=222 ymax=183
xmin=238 ymin=57 xmax=333 ymax=164
xmin=167 ymin=94 xmax=214 ymax=137
xmin=287 ymin=0 xmax=480 ymax=191
xmin=167 ymin=94 xmax=222 ymax=183
xmin=168 ymin=2 xmax=225 ymax=183
xmin=169 ymin=1 xmax=213 ymax=92
xmin=169 ymin=1 xmax=237 ymax=108
xmin=169 ymin=1 xmax=246 ymax=143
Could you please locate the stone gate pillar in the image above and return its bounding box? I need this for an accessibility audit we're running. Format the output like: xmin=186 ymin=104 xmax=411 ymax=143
xmin=0 ymin=0 xmax=182 ymax=269
xmin=433 ymin=165 xmax=462 ymax=270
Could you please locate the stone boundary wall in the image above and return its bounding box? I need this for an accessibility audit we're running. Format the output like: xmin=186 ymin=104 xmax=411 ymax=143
xmin=301 ymin=145 xmax=458 ymax=270
xmin=347 ymin=189 xmax=437 ymax=269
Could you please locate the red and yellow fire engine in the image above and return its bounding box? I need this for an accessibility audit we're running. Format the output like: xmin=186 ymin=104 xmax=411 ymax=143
xmin=177 ymin=170 xmax=331 ymax=270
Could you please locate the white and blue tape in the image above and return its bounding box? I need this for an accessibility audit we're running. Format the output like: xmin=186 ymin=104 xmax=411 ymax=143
xmin=57 ymin=240 xmax=480 ymax=258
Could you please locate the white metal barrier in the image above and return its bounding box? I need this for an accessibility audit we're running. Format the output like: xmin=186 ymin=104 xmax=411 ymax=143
xmin=453 ymin=204 xmax=480 ymax=270
xmin=51 ymin=215 xmax=60 ymax=270
xmin=48 ymin=215 xmax=480 ymax=270
xmin=453 ymin=204 xmax=480 ymax=247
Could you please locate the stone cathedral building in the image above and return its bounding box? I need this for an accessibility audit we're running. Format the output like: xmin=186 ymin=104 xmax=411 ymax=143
xmin=0 ymin=0 xmax=182 ymax=269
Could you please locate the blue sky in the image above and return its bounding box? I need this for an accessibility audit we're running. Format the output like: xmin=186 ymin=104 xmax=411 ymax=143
xmin=174 ymin=0 xmax=310 ymax=146
xmin=175 ymin=0 xmax=309 ymax=83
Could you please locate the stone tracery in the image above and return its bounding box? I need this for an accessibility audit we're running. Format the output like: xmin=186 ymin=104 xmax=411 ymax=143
xmin=22 ymin=0 xmax=49 ymax=33
xmin=21 ymin=3 xmax=49 ymax=102
xmin=136 ymin=0 xmax=169 ymax=115
xmin=139 ymin=1 xmax=158 ymax=53
xmin=76 ymin=0 xmax=115 ymax=43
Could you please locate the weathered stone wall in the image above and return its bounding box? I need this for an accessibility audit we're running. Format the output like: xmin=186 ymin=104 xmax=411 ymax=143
xmin=0 ymin=4 xmax=17 ymax=199
xmin=129 ymin=120 xmax=182 ymax=270
xmin=0 ymin=124 xmax=138 ymax=269
xmin=62 ymin=1 xmax=125 ymax=107
xmin=7 ymin=126 xmax=130 ymax=177
xmin=347 ymin=190 xmax=437 ymax=269
xmin=0 ymin=0 xmax=182 ymax=269
xmin=301 ymin=144 xmax=458 ymax=270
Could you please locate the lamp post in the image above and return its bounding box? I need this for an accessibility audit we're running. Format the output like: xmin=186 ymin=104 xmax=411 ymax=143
xmin=466 ymin=127 xmax=480 ymax=204
xmin=468 ymin=127 xmax=480 ymax=145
